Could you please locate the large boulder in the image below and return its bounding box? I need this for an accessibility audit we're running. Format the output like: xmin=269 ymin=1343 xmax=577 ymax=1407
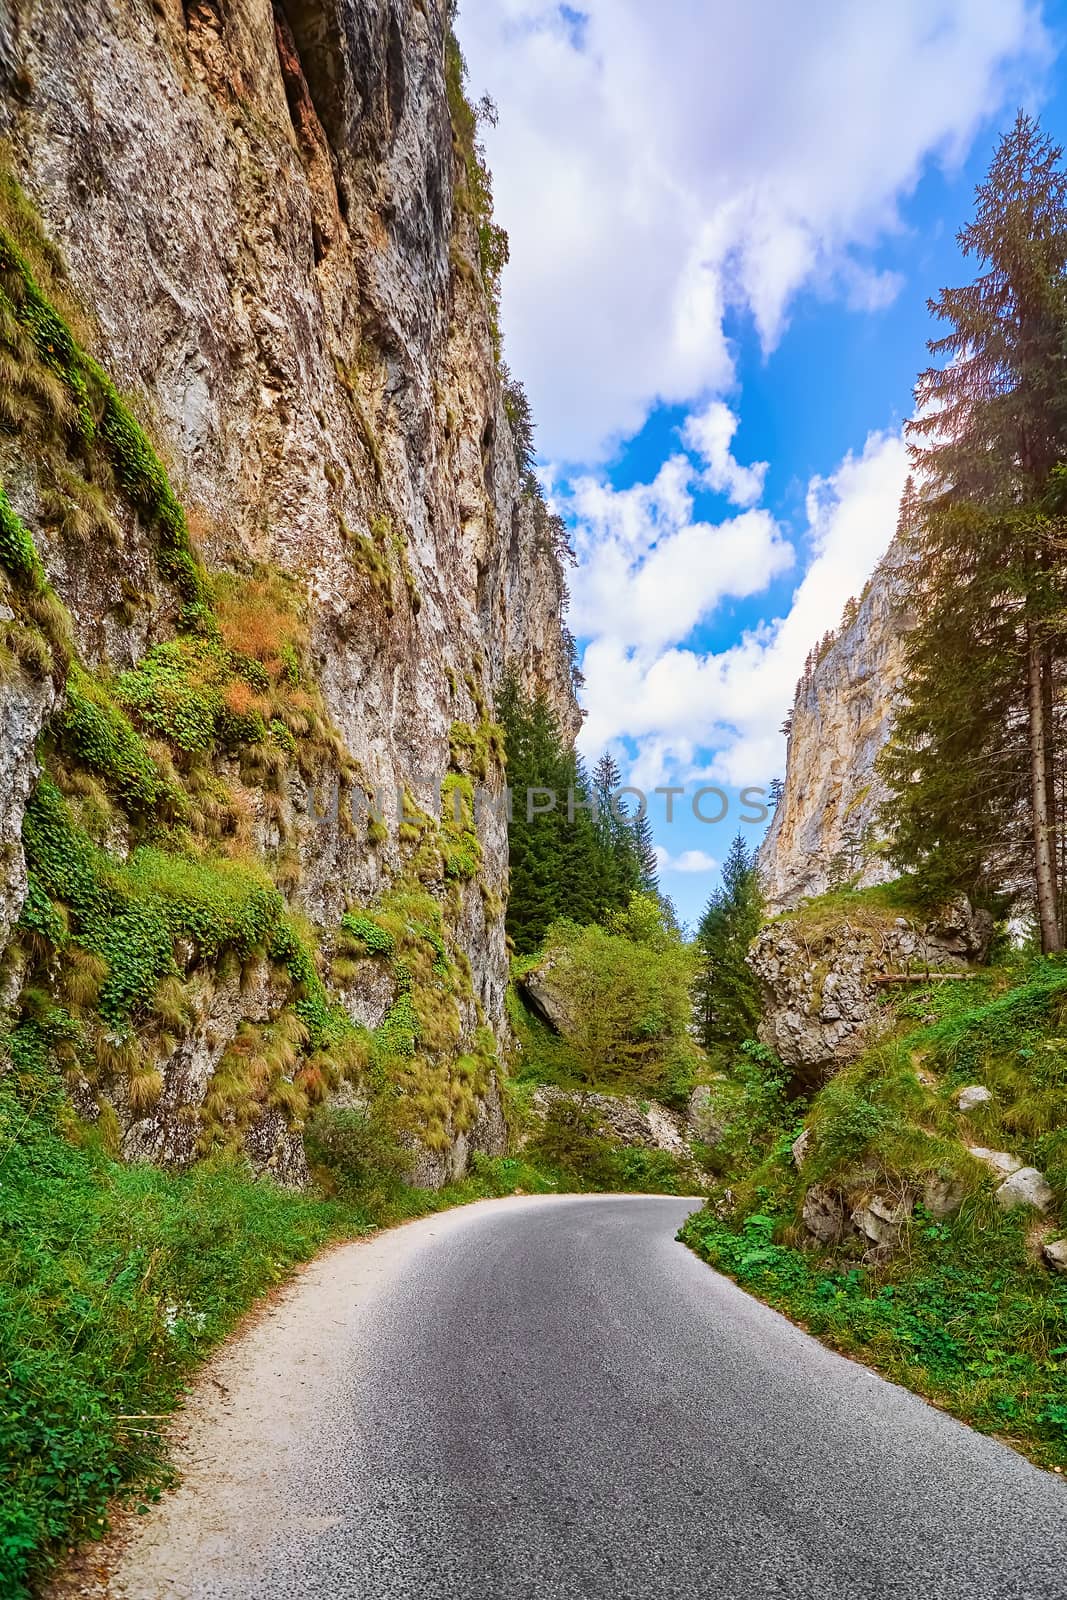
xmin=923 ymin=1172 xmax=968 ymax=1219
xmin=802 ymin=1184 xmax=850 ymax=1244
xmin=995 ymin=1167 xmax=1054 ymax=1213
xmin=851 ymin=1190 xmax=914 ymax=1253
xmin=517 ymin=950 xmax=577 ymax=1036
xmin=968 ymin=1146 xmax=1024 ymax=1178
xmin=748 ymin=895 xmax=993 ymax=1082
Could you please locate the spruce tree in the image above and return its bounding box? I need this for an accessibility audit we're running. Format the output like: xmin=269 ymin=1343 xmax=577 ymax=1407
xmin=498 ymin=675 xmax=636 ymax=951
xmin=694 ymin=833 xmax=763 ymax=1055
xmin=632 ymin=809 xmax=660 ymax=895
xmin=592 ymin=752 xmax=642 ymax=909
xmin=880 ymin=113 xmax=1067 ymax=949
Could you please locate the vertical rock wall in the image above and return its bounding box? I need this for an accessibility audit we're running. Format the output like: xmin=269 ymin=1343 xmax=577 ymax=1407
xmin=758 ymin=542 xmax=912 ymax=910
xmin=0 ymin=0 xmax=578 ymax=1183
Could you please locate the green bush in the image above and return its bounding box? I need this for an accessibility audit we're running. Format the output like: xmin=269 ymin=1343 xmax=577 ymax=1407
xmin=304 ymin=1103 xmax=411 ymax=1200
xmin=525 ymin=898 xmax=701 ymax=1106
xmin=528 ymin=1101 xmax=698 ymax=1196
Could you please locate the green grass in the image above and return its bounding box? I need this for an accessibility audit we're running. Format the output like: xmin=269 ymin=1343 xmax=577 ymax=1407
xmin=681 ymin=1205 xmax=1067 ymax=1469
xmin=681 ymin=952 xmax=1067 ymax=1469
xmin=771 ymin=875 xmax=930 ymax=932
xmin=0 ymin=1064 xmax=554 ymax=1599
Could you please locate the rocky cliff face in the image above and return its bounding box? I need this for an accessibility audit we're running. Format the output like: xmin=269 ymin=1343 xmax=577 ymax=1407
xmin=0 ymin=1 xmax=577 ymax=1184
xmin=758 ymin=542 xmax=911 ymax=910
xmin=749 ymin=893 xmax=993 ymax=1085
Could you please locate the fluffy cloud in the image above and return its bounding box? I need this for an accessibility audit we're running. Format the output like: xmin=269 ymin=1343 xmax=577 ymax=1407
xmin=682 ymin=403 xmax=768 ymax=508
xmin=655 ymin=847 xmax=719 ymax=876
xmin=566 ymin=453 xmax=793 ymax=652
xmin=459 ymin=0 xmax=1048 ymax=460
xmin=576 ymin=428 xmax=910 ymax=785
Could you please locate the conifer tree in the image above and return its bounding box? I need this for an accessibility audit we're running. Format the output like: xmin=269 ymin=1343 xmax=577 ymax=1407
xmin=498 ymin=675 xmax=638 ymax=951
xmin=694 ymin=833 xmax=763 ymax=1055
xmin=880 ymin=113 xmax=1067 ymax=949
xmin=632 ymin=808 xmax=660 ymax=895
xmin=592 ymin=752 xmax=642 ymax=908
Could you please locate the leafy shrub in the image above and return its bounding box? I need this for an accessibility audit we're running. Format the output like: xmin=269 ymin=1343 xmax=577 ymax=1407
xmin=529 ymin=903 xmax=701 ymax=1105
xmin=304 ymin=1104 xmax=411 ymax=1199
xmin=528 ymin=1100 xmax=698 ymax=1195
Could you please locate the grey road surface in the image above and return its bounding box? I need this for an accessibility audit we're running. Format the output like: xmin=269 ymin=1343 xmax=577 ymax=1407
xmin=102 ymin=1194 xmax=1067 ymax=1600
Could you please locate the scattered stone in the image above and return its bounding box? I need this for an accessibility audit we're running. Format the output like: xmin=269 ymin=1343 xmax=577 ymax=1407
xmin=1042 ymin=1239 xmax=1067 ymax=1274
xmin=851 ymin=1191 xmax=914 ymax=1251
xmin=995 ymin=1167 xmax=1054 ymax=1213
xmin=791 ymin=1128 xmax=811 ymax=1168
xmin=967 ymin=1146 xmax=1024 ymax=1178
xmin=923 ymin=1172 xmax=967 ymax=1219
xmin=955 ymin=1085 xmax=992 ymax=1113
xmin=802 ymin=1184 xmax=850 ymax=1244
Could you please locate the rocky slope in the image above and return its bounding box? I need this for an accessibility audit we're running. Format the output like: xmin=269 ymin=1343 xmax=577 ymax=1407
xmin=0 ymin=1 xmax=577 ymax=1185
xmin=758 ymin=541 xmax=912 ymax=910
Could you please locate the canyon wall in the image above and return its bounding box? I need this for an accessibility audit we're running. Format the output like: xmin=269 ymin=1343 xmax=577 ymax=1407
xmin=0 ymin=0 xmax=577 ymax=1184
xmin=758 ymin=541 xmax=912 ymax=910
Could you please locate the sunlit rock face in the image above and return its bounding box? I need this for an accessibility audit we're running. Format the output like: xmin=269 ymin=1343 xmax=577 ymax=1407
xmin=0 ymin=0 xmax=577 ymax=1183
xmin=758 ymin=542 xmax=912 ymax=912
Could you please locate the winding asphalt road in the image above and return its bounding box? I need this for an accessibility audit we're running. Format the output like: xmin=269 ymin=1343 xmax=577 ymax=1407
xmin=99 ymin=1194 xmax=1067 ymax=1599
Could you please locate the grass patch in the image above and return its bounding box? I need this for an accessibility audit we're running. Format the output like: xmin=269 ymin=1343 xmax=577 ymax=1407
xmin=0 ymin=1061 xmax=558 ymax=1599
xmin=681 ymin=1205 xmax=1067 ymax=1469
xmin=771 ymin=875 xmax=930 ymax=934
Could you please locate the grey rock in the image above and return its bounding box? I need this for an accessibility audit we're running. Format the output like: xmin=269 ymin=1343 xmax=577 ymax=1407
xmin=758 ymin=542 xmax=911 ymax=911
xmin=968 ymin=1146 xmax=1024 ymax=1178
xmin=0 ymin=667 xmax=57 ymax=953
xmin=1042 ymin=1239 xmax=1067 ymax=1274
xmin=791 ymin=1128 xmax=812 ymax=1168
xmin=851 ymin=1191 xmax=915 ymax=1251
xmin=750 ymin=900 xmax=989 ymax=1082
xmin=995 ymin=1167 xmax=1055 ymax=1213
xmin=518 ymin=951 xmax=578 ymax=1037
xmin=0 ymin=0 xmax=580 ymax=1186
xmin=687 ymin=1085 xmax=727 ymax=1147
xmin=802 ymin=1184 xmax=851 ymax=1244
xmin=955 ymin=1085 xmax=993 ymax=1112
xmin=923 ymin=1172 xmax=968 ymax=1219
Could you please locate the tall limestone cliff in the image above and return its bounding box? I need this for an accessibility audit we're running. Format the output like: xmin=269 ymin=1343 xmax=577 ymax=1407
xmin=0 ymin=1 xmax=578 ymax=1185
xmin=758 ymin=540 xmax=912 ymax=910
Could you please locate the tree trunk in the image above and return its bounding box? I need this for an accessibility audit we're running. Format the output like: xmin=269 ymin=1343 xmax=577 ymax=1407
xmin=1041 ymin=646 xmax=1060 ymax=940
xmin=1028 ymin=629 xmax=1063 ymax=952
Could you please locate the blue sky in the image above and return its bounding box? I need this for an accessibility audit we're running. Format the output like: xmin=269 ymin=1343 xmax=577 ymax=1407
xmin=459 ymin=0 xmax=1067 ymax=927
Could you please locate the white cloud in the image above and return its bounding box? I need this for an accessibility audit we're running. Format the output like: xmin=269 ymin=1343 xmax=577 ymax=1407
xmin=655 ymin=846 xmax=719 ymax=876
xmin=459 ymin=0 xmax=1049 ymax=460
xmin=564 ymin=446 xmax=793 ymax=654
xmin=682 ymin=402 xmax=768 ymax=508
xmin=576 ymin=428 xmax=910 ymax=784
